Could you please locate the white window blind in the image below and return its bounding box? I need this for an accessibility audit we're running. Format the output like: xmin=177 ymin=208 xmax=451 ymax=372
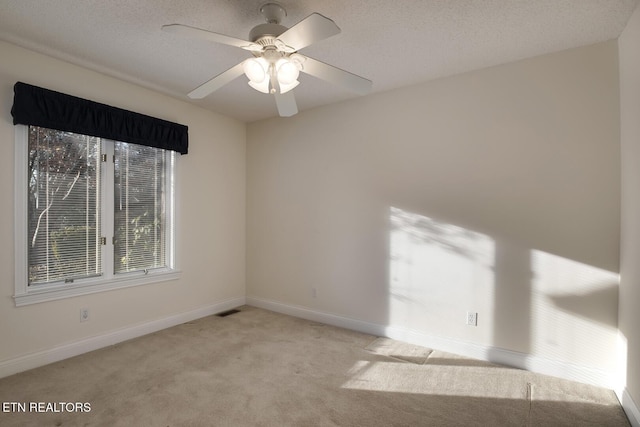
xmin=114 ymin=142 xmax=167 ymax=273
xmin=28 ymin=127 xmax=102 ymax=285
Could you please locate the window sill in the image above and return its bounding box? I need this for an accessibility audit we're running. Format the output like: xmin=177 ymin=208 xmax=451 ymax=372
xmin=14 ymin=270 xmax=182 ymax=307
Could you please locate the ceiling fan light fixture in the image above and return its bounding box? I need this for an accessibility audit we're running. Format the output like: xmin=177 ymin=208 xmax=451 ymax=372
xmin=243 ymin=57 xmax=269 ymax=83
xmin=248 ymin=76 xmax=271 ymax=94
xmin=289 ymin=53 xmax=306 ymax=68
xmin=279 ymin=80 xmax=299 ymax=94
xmin=276 ymin=58 xmax=299 ymax=85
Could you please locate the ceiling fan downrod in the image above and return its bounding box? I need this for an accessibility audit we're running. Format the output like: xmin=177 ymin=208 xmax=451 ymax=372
xmin=260 ymin=3 xmax=286 ymax=24
xmin=249 ymin=3 xmax=290 ymax=45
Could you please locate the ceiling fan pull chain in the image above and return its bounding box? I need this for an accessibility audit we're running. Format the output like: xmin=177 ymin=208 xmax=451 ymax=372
xmin=269 ymin=65 xmax=279 ymax=94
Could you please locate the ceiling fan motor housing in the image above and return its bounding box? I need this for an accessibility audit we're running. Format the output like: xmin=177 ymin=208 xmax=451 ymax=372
xmin=249 ymin=24 xmax=288 ymax=44
xmin=250 ymin=2 xmax=288 ymax=46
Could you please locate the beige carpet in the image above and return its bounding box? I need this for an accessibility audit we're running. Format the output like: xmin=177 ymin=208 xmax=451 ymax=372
xmin=0 ymin=306 xmax=630 ymax=426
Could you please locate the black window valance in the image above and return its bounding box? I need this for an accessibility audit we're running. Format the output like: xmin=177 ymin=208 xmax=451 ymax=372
xmin=11 ymin=82 xmax=188 ymax=154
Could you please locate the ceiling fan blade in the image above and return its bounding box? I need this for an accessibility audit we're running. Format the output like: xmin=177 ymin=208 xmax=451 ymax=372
xmin=162 ymin=24 xmax=262 ymax=51
xmin=301 ymin=56 xmax=372 ymax=95
xmin=188 ymin=62 xmax=245 ymax=99
xmin=274 ymin=91 xmax=298 ymax=117
xmin=277 ymin=13 xmax=340 ymax=51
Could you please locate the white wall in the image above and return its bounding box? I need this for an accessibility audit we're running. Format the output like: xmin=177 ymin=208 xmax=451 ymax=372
xmin=619 ymin=1 xmax=640 ymax=423
xmin=247 ymin=41 xmax=621 ymax=385
xmin=0 ymin=41 xmax=246 ymax=367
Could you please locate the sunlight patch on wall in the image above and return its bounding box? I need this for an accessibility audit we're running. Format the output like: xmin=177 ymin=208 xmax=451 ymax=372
xmin=530 ymin=250 xmax=619 ymax=371
xmin=389 ymin=207 xmax=495 ymax=335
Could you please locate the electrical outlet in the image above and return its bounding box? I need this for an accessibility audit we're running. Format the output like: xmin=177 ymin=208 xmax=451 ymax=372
xmin=311 ymin=288 xmax=317 ymax=299
xmin=80 ymin=308 xmax=90 ymax=322
xmin=466 ymin=311 xmax=477 ymax=326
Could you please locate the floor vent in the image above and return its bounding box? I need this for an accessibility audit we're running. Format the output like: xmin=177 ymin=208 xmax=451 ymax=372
xmin=216 ymin=309 xmax=241 ymax=317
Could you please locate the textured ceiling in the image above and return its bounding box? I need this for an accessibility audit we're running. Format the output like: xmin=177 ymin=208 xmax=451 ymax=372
xmin=0 ymin=0 xmax=638 ymax=122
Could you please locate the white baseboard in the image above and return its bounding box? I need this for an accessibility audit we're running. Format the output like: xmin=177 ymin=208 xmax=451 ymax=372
xmin=246 ymin=296 xmax=615 ymax=389
xmin=0 ymin=296 xmax=245 ymax=379
xmin=246 ymin=297 xmax=385 ymax=336
xmin=619 ymin=388 xmax=640 ymax=427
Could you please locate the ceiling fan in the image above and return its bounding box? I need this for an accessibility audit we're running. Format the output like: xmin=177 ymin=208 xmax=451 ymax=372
xmin=162 ymin=2 xmax=372 ymax=117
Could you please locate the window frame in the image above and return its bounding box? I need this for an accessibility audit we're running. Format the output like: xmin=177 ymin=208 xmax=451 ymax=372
xmin=14 ymin=125 xmax=181 ymax=306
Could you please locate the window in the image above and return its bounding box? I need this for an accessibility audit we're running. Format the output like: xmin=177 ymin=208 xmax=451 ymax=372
xmin=12 ymin=82 xmax=187 ymax=306
xmin=113 ymin=141 xmax=170 ymax=274
xmin=28 ymin=127 xmax=102 ymax=285
xmin=15 ymin=125 xmax=179 ymax=305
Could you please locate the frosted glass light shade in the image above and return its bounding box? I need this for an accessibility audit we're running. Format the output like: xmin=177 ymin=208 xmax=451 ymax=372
xmin=243 ymin=58 xmax=268 ymax=83
xmin=248 ymin=76 xmax=271 ymax=94
xmin=276 ymin=59 xmax=300 ymax=85
xmin=279 ymin=80 xmax=299 ymax=94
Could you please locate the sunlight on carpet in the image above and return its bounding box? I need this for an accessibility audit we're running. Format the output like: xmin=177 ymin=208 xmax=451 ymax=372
xmin=341 ymin=359 xmax=529 ymax=398
xmin=364 ymin=337 xmax=433 ymax=364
